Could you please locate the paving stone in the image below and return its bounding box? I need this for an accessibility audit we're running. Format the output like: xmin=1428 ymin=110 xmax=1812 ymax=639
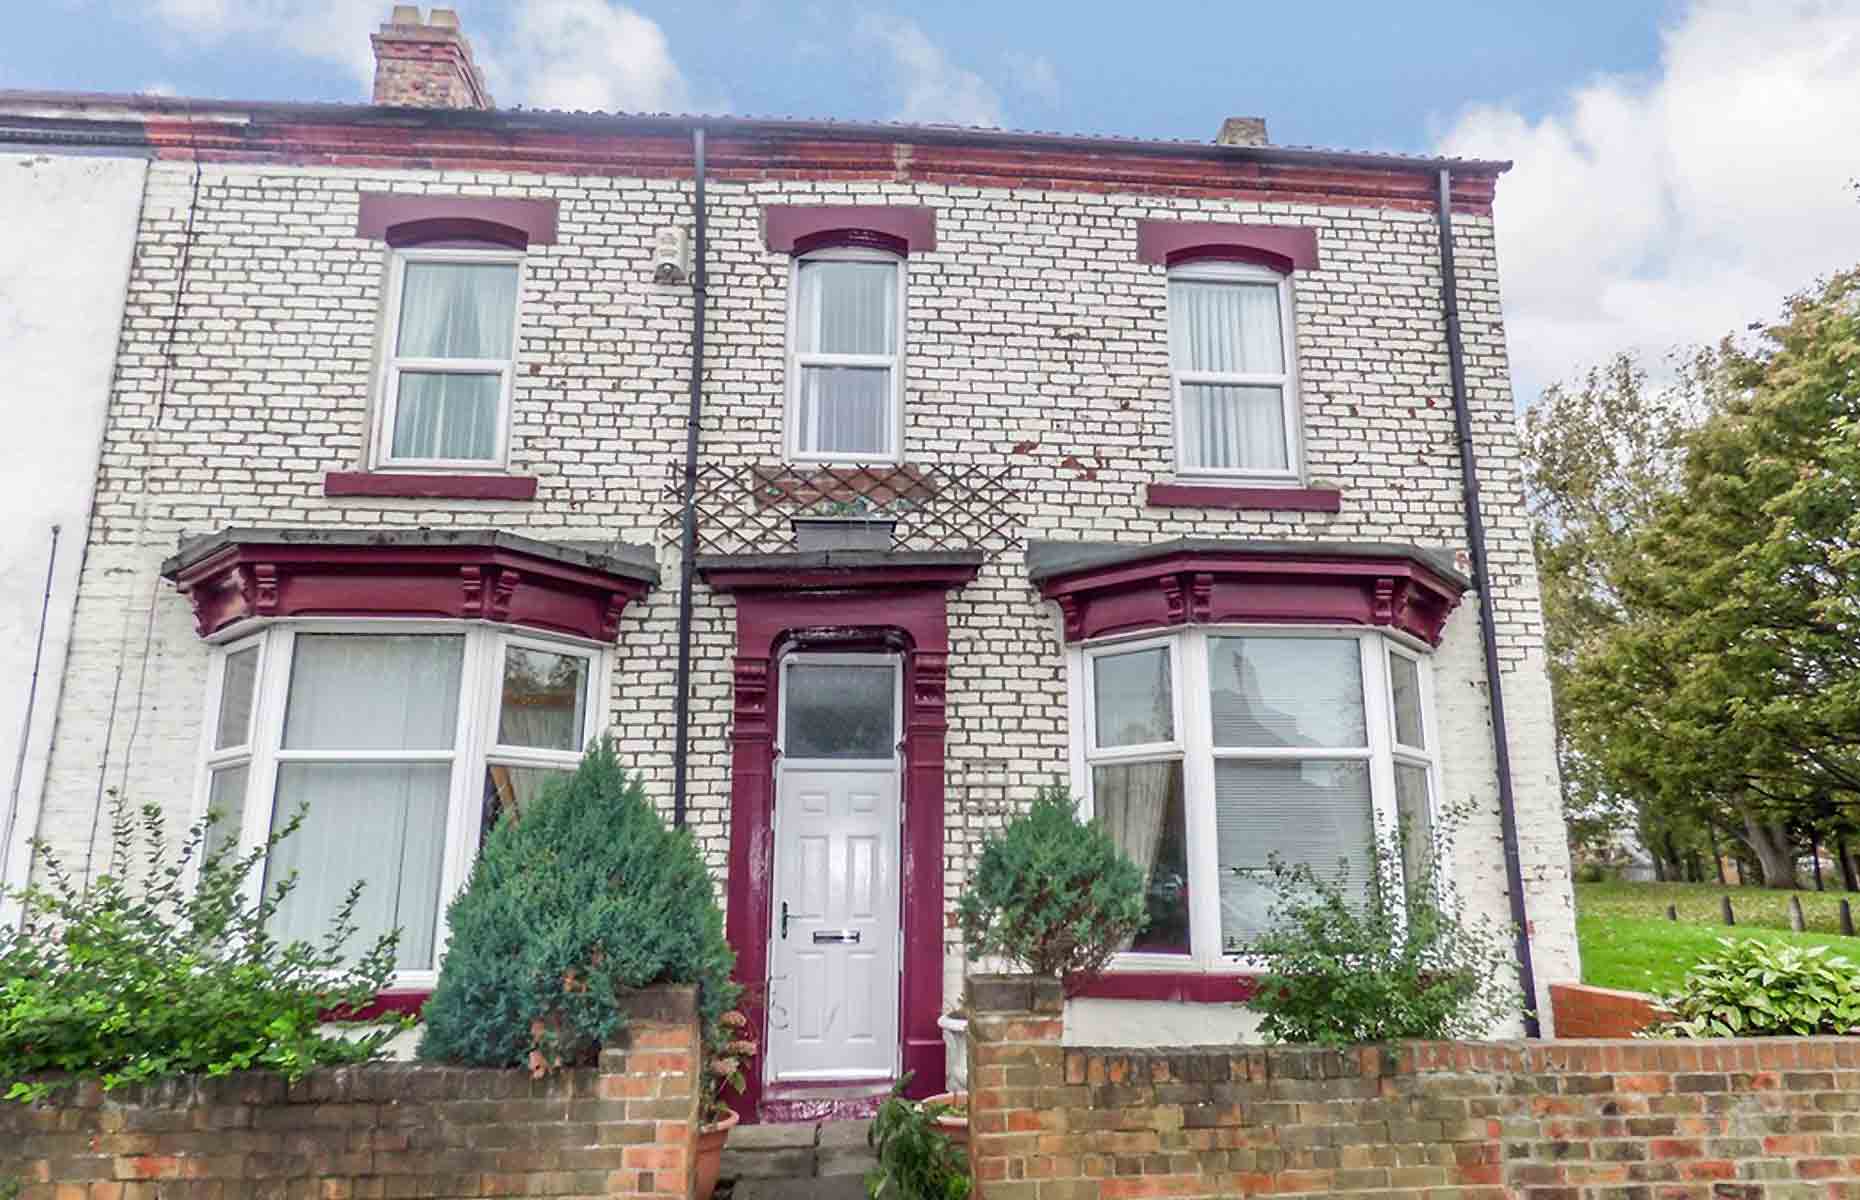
xmin=730 ymin=1122 xmax=821 ymax=1151
xmin=721 ymin=1146 xmax=816 ymax=1180
xmin=815 ymin=1119 xmax=873 ymax=1149
xmin=815 ymin=1144 xmax=880 ymax=1178
xmin=736 ymin=1176 xmax=869 ymax=1200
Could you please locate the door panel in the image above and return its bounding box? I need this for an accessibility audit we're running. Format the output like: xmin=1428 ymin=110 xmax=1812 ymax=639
xmin=768 ymin=765 xmax=900 ymax=1079
xmin=767 ymin=655 xmax=902 ymax=1083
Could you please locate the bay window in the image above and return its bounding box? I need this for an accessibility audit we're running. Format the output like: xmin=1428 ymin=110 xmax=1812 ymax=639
xmin=374 ymin=250 xmax=523 ymax=468
xmin=787 ymin=247 xmax=905 ymax=462
xmin=196 ymin=623 xmax=606 ymax=985
xmin=1074 ymin=627 xmax=1439 ymax=968
xmin=1168 ymin=260 xmax=1299 ymax=482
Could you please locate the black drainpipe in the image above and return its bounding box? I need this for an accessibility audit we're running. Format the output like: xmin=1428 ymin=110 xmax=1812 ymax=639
xmin=671 ymin=126 xmax=708 ymax=830
xmin=1435 ymin=167 xmax=1541 ymax=1037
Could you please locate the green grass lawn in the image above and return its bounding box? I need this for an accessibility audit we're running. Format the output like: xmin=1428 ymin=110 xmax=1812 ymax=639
xmin=1575 ymin=880 xmax=1860 ymax=993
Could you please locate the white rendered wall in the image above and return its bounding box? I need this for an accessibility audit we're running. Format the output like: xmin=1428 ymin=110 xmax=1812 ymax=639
xmin=0 ymin=150 xmax=146 ymax=926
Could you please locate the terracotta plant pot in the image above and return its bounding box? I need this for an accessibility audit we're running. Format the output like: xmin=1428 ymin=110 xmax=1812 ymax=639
xmin=694 ymin=1107 xmax=740 ymax=1200
xmin=924 ymin=1092 xmax=968 ymax=1148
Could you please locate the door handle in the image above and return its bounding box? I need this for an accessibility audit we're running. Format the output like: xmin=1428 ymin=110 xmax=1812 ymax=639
xmin=812 ymin=929 xmax=861 ymax=944
xmin=781 ymin=901 xmax=789 ymax=940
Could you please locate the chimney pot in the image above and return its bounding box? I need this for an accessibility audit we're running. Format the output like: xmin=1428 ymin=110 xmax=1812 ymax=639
xmin=372 ymin=4 xmax=494 ymax=110
xmin=1216 ymin=116 xmax=1269 ymax=147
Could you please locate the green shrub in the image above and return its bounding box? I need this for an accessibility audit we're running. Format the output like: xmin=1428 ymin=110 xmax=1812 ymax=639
xmin=418 ymin=740 xmax=737 ymax=1073
xmin=0 ymin=794 xmax=400 ymax=1101
xmin=956 ymin=782 xmax=1147 ymax=982
xmin=866 ymin=1081 xmax=970 ymax=1200
xmin=1247 ymin=808 xmax=1519 ymax=1046
xmin=1652 ymin=938 xmax=1860 ymax=1038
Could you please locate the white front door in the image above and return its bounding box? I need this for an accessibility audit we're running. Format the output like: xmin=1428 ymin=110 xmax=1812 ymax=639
xmin=766 ymin=653 xmax=902 ymax=1082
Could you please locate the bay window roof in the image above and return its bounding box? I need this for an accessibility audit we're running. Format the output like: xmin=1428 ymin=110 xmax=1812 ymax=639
xmin=1027 ymin=538 xmax=1468 ymax=647
xmin=161 ymin=528 xmax=657 ymax=642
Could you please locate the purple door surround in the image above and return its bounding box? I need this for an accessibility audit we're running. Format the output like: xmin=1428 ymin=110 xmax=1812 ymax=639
xmin=701 ymin=556 xmax=979 ymax=1122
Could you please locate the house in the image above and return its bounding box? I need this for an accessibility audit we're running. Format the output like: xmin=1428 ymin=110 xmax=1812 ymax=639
xmin=0 ymin=141 xmax=145 ymax=927
xmin=0 ymin=7 xmax=1576 ymax=1122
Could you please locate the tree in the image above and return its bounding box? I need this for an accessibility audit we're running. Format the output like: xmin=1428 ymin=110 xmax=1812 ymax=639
xmin=1544 ymin=269 xmax=1860 ymax=887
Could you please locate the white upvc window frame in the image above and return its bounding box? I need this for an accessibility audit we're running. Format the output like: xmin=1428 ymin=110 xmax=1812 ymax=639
xmin=370 ymin=246 xmax=526 ymax=472
xmin=784 ymin=245 xmax=908 ymax=466
xmin=189 ymin=619 xmax=610 ymax=991
xmin=1066 ymin=624 xmax=1436 ymax=974
xmin=1385 ymin=641 xmax=1446 ymax=881
xmin=1166 ymin=259 xmax=1303 ymax=486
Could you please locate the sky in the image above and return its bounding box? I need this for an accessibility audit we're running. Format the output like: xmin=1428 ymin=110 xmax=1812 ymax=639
xmin=5 ymin=0 xmax=1860 ymax=407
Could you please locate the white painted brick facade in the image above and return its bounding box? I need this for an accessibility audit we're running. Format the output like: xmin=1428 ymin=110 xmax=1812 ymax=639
xmin=32 ymin=156 xmax=1577 ymax=1034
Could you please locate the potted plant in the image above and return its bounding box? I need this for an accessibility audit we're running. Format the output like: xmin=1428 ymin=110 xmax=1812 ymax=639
xmin=789 ymin=495 xmax=911 ymax=552
xmin=868 ymin=1080 xmax=971 ymax=1198
xmin=930 ymin=783 xmax=1148 ymax=1122
xmin=695 ymin=1008 xmax=756 ymax=1200
xmin=936 ymin=1005 xmax=968 ymax=1093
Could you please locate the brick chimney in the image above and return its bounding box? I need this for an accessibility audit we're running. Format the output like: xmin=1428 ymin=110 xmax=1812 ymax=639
xmin=1215 ymin=116 xmax=1269 ymax=147
xmin=371 ymin=6 xmax=494 ymax=110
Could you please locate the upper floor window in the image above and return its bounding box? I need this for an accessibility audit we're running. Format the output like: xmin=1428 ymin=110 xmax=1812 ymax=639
xmin=375 ymin=250 xmax=523 ymax=469
xmin=787 ymin=247 xmax=904 ymax=463
xmin=1074 ymin=628 xmax=1437 ymax=969
xmin=1167 ymin=260 xmax=1299 ymax=483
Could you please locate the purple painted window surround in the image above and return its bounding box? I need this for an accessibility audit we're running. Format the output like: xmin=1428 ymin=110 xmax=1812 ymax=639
xmin=356 ymin=194 xmax=559 ymax=248
xmin=1135 ymin=220 xmax=1320 ymax=273
xmin=1146 ymin=482 xmax=1343 ymax=512
xmin=324 ymin=471 xmax=539 ymax=501
xmin=764 ymin=205 xmax=937 ymax=255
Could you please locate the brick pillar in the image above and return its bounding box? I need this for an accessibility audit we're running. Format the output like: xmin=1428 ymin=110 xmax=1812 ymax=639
xmin=602 ymin=984 xmax=703 ymax=1199
xmin=965 ymin=973 xmax=1065 ymax=1200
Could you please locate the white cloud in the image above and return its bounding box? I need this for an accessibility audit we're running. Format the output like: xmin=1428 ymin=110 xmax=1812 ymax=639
xmin=1002 ymin=50 xmax=1059 ymax=102
xmin=860 ymin=15 xmax=1001 ymax=128
xmin=1435 ymin=0 xmax=1860 ymax=406
xmin=485 ymin=0 xmax=691 ymax=113
xmin=137 ymin=0 xmax=694 ymax=113
xmin=142 ymin=0 xmax=380 ymax=90
xmin=140 ymin=82 xmax=178 ymax=97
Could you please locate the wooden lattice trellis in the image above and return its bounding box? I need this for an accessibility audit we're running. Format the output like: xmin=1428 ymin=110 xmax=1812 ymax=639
xmin=660 ymin=462 xmax=1022 ymax=555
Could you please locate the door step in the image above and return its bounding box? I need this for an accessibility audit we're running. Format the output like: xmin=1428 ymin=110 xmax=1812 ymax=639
xmin=760 ymin=1079 xmax=893 ymax=1124
xmin=722 ymin=1117 xmax=878 ymax=1190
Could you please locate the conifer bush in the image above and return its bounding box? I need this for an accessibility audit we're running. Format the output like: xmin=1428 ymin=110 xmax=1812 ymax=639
xmin=418 ymin=739 xmax=736 ymax=1072
xmin=957 ymin=782 xmax=1146 ymax=984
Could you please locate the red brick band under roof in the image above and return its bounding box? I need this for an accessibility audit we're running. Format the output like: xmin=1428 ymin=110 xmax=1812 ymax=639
xmin=763 ymin=205 xmax=937 ymax=255
xmin=356 ymin=193 xmax=559 ymax=248
xmin=1135 ymin=220 xmax=1321 ymax=272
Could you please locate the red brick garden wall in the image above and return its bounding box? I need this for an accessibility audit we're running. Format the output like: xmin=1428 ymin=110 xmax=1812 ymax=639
xmin=966 ymin=974 xmax=1860 ymax=1200
xmin=0 ymin=985 xmax=702 ymax=1199
xmin=1551 ymin=980 xmax=1667 ymax=1038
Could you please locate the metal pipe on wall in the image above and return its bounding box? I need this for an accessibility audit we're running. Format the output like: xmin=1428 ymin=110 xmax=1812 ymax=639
xmin=670 ymin=127 xmax=708 ymax=830
xmin=1435 ymin=167 xmax=1541 ymax=1037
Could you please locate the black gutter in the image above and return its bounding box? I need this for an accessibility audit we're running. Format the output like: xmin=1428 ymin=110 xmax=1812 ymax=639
xmin=670 ymin=127 xmax=708 ymax=831
xmin=1435 ymin=168 xmax=1540 ymax=1037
